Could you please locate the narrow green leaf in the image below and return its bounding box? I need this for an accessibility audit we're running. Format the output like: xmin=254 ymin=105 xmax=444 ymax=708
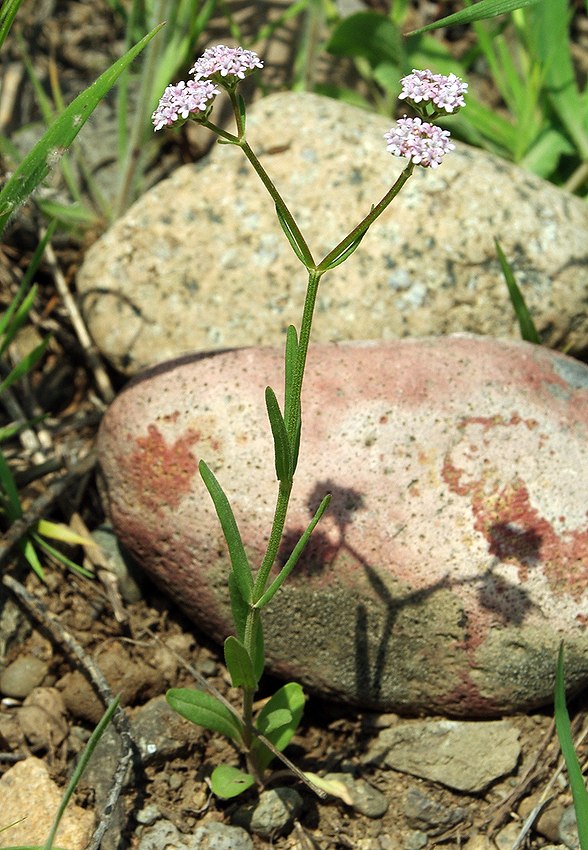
xmin=495 ymin=240 xmax=540 ymax=344
xmin=228 ymin=571 xmax=248 ymax=643
xmin=252 ymin=682 xmax=305 ymax=773
xmin=224 ymin=636 xmax=257 ymax=690
xmin=0 ymin=337 xmax=51 ymax=397
xmin=320 ymin=229 xmax=367 ymax=272
xmin=166 ymin=688 xmax=243 ymax=743
xmin=284 ymin=324 xmax=298 ymax=426
xmin=407 ymin=0 xmax=544 ymax=36
xmin=31 ymin=534 xmax=95 ymax=579
xmin=21 ymin=537 xmax=45 ymax=581
xmin=42 ymin=698 xmax=120 ymax=850
xmin=254 ymin=494 xmax=331 ymax=609
xmin=0 ymin=0 xmax=24 ymax=52
xmin=265 ymin=387 xmax=292 ymax=481
xmin=36 ymin=519 xmax=92 ymax=547
xmin=0 ymin=449 xmax=21 ymax=521
xmin=274 ymin=204 xmax=311 ymax=266
xmin=0 ymin=221 xmax=56 ymax=343
xmin=554 ymin=644 xmax=588 ymax=850
xmin=199 ymin=460 xmax=253 ymax=604
xmin=0 ymin=23 xmax=164 ymax=235
xmin=210 ymin=764 xmax=255 ymax=799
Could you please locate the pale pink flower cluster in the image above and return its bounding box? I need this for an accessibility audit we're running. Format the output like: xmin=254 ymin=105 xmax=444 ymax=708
xmin=152 ymin=79 xmax=220 ymax=131
xmin=384 ymin=117 xmax=455 ymax=169
xmin=152 ymin=45 xmax=263 ymax=131
xmin=190 ymin=45 xmax=264 ymax=81
xmin=399 ymin=68 xmax=468 ymax=114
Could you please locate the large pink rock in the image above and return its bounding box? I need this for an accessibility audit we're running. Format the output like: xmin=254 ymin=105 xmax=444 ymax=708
xmin=98 ymin=336 xmax=588 ymax=715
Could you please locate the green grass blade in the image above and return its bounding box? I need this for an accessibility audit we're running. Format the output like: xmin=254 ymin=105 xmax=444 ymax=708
xmin=0 ymin=23 xmax=164 ymax=235
xmin=554 ymin=644 xmax=588 ymax=850
xmin=0 ymin=337 xmax=51 ymax=397
xmin=407 ymin=0 xmax=543 ymax=36
xmin=0 ymin=0 xmax=25 ymax=51
xmin=526 ymin=0 xmax=588 ymax=160
xmin=495 ymin=240 xmax=540 ymax=343
xmin=0 ymin=221 xmax=57 ymax=342
xmin=42 ymin=698 xmax=120 ymax=850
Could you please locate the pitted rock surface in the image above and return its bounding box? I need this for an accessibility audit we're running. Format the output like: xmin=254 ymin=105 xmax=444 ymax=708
xmin=98 ymin=336 xmax=588 ymax=714
xmin=78 ymin=92 xmax=588 ymax=375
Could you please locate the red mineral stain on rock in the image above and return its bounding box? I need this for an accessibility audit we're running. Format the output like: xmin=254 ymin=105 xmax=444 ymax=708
xmin=125 ymin=424 xmax=200 ymax=513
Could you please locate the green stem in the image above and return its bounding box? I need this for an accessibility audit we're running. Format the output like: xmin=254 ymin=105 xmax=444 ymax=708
xmin=286 ymin=268 xmax=322 ymax=438
xmin=317 ymin=160 xmax=415 ymax=272
xmin=252 ymin=478 xmax=292 ymax=601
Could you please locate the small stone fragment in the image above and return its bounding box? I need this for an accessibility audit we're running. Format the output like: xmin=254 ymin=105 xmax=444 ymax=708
xmin=137 ymin=819 xmax=184 ymax=850
xmin=404 ymin=787 xmax=467 ymax=834
xmin=186 ymin=821 xmax=253 ymax=850
xmin=323 ymin=772 xmax=388 ymax=817
xmin=494 ymin=821 xmax=522 ymax=850
xmin=0 ymin=655 xmax=48 ymax=698
xmin=559 ymin=806 xmax=579 ymax=849
xmin=0 ymin=757 xmax=94 ymax=849
xmin=130 ymin=695 xmax=204 ymax=765
xmin=18 ymin=687 xmax=68 ymax=751
xmin=366 ymin=720 xmax=520 ymax=792
xmin=92 ymin=524 xmax=143 ymax=603
xmin=233 ymin=787 xmax=303 ymax=839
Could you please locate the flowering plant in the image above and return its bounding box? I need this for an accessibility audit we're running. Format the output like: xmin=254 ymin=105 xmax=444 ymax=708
xmin=153 ymin=49 xmax=466 ymax=799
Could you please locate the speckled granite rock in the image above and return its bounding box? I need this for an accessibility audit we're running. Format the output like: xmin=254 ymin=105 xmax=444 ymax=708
xmin=97 ymin=336 xmax=588 ymax=715
xmin=78 ymin=92 xmax=588 ymax=375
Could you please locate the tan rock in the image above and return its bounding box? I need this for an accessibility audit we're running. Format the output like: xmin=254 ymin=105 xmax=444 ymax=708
xmin=0 ymin=757 xmax=94 ymax=849
xmin=78 ymin=93 xmax=588 ymax=374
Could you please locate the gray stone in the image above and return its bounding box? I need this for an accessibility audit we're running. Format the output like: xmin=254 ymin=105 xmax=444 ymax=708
xmin=559 ymin=806 xmax=579 ymax=850
xmin=91 ymin=524 xmax=143 ymax=603
xmin=137 ymin=819 xmax=184 ymax=850
xmin=0 ymin=655 xmax=48 ymax=698
xmin=78 ymin=92 xmax=588 ymax=376
xmin=323 ymin=772 xmax=388 ymax=817
xmin=233 ymin=787 xmax=303 ymax=839
xmin=404 ymin=787 xmax=467 ymax=834
xmin=494 ymin=821 xmax=523 ymax=850
xmin=98 ymin=336 xmax=588 ymax=715
xmin=131 ymin=695 xmax=204 ymax=765
xmin=404 ymin=831 xmax=429 ymax=850
xmin=187 ymin=821 xmax=253 ymax=850
xmin=365 ymin=719 xmax=520 ymax=792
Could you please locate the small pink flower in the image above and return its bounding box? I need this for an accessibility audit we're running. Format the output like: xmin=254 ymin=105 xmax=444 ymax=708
xmin=152 ymin=79 xmax=219 ymax=131
xmin=384 ymin=117 xmax=455 ymax=168
xmin=190 ymin=45 xmax=263 ymax=83
xmin=399 ymin=69 xmax=467 ymax=114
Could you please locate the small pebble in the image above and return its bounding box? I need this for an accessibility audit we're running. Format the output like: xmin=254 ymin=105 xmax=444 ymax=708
xmin=186 ymin=821 xmax=253 ymax=850
xmin=136 ymin=804 xmax=161 ymax=826
xmin=404 ymin=830 xmax=428 ymax=850
xmin=233 ymin=787 xmax=302 ymax=839
xmin=0 ymin=656 xmax=48 ymax=699
xmin=494 ymin=821 xmax=522 ymax=850
xmin=324 ymin=772 xmax=389 ymax=818
xmin=559 ymin=806 xmax=579 ymax=850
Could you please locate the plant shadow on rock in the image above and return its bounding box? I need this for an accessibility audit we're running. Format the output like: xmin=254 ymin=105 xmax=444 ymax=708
xmin=277 ymin=481 xmax=536 ymax=705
